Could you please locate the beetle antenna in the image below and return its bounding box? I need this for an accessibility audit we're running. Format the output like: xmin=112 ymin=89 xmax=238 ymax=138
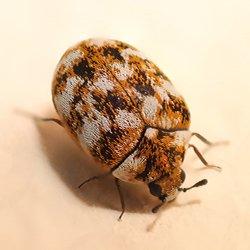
xmin=178 ymin=179 xmax=208 ymax=192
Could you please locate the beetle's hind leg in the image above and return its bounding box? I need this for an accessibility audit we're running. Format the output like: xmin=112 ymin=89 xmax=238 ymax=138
xmin=78 ymin=172 xmax=111 ymax=188
xmin=114 ymin=178 xmax=125 ymax=221
xmin=188 ymin=144 xmax=221 ymax=171
xmin=40 ymin=118 xmax=63 ymax=127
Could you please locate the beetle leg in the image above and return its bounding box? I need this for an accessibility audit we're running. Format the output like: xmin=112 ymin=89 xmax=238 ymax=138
xmin=191 ymin=132 xmax=229 ymax=147
xmin=78 ymin=172 xmax=110 ymax=188
xmin=191 ymin=132 xmax=213 ymax=145
xmin=152 ymin=198 xmax=166 ymax=213
xmin=114 ymin=178 xmax=125 ymax=221
xmin=188 ymin=144 xmax=221 ymax=171
xmin=41 ymin=118 xmax=63 ymax=127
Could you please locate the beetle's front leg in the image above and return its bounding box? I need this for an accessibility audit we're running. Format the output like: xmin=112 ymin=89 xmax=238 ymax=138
xmin=188 ymin=144 xmax=221 ymax=171
xmin=191 ymin=132 xmax=228 ymax=147
xmin=152 ymin=198 xmax=166 ymax=213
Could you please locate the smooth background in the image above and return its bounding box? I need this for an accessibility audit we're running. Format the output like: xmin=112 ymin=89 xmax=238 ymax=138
xmin=1 ymin=0 xmax=250 ymax=249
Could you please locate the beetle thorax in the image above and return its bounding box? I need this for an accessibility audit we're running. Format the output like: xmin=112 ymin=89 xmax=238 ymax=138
xmin=112 ymin=128 xmax=191 ymax=185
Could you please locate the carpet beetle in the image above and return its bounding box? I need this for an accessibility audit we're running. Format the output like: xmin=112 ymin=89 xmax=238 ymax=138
xmin=49 ymin=38 xmax=220 ymax=219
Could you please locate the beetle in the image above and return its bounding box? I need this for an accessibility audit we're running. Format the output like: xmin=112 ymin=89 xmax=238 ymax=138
xmin=44 ymin=38 xmax=220 ymax=219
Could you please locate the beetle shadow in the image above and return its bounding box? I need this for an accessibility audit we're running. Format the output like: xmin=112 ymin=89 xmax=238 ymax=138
xmin=34 ymin=108 xmax=202 ymax=217
xmin=35 ymin=109 xmax=157 ymax=215
xmin=146 ymin=199 xmax=201 ymax=232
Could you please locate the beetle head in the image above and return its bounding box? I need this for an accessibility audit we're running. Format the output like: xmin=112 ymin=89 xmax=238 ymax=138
xmin=148 ymin=168 xmax=186 ymax=201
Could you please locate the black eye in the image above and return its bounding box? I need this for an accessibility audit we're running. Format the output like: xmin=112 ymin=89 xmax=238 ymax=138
xmin=148 ymin=182 xmax=162 ymax=197
xmin=180 ymin=169 xmax=186 ymax=183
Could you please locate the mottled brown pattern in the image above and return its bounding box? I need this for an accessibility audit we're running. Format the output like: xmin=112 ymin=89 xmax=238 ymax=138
xmin=52 ymin=41 xmax=144 ymax=169
xmin=96 ymin=40 xmax=191 ymax=130
xmin=134 ymin=130 xmax=186 ymax=184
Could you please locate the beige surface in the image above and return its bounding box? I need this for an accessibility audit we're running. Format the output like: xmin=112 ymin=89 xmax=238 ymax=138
xmin=1 ymin=0 xmax=250 ymax=249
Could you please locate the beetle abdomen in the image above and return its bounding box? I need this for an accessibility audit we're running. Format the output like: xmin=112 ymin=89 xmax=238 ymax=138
xmin=52 ymin=39 xmax=190 ymax=169
xmin=52 ymin=40 xmax=145 ymax=169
